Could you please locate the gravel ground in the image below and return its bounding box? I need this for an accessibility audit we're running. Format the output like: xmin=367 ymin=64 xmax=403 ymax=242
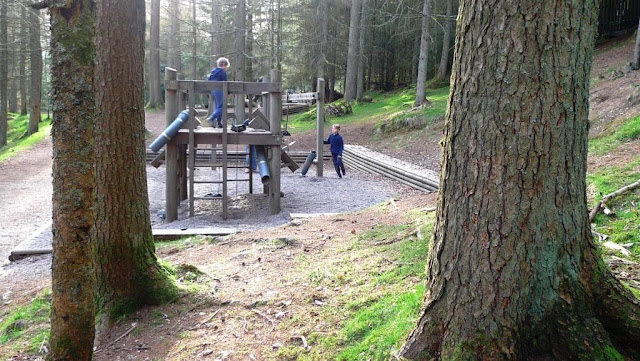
xmin=148 ymin=160 xmax=412 ymax=231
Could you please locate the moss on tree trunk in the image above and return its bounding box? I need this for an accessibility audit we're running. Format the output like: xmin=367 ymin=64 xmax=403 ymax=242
xmin=93 ymin=0 xmax=177 ymax=324
xmin=47 ymin=1 xmax=96 ymax=360
xmin=399 ymin=0 xmax=640 ymax=359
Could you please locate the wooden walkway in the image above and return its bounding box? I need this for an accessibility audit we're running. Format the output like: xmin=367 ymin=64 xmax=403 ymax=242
xmin=342 ymin=144 xmax=439 ymax=192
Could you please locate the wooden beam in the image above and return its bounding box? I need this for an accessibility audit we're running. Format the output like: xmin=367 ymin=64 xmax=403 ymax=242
xmin=316 ymin=78 xmax=325 ymax=177
xmin=269 ymin=70 xmax=282 ymax=215
xmin=183 ymin=80 xmax=281 ymax=95
xmin=165 ymin=67 xmax=179 ymax=222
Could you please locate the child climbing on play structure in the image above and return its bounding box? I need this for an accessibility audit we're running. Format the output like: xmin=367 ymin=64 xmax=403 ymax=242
xmin=324 ymin=124 xmax=346 ymax=178
xmin=206 ymin=57 xmax=229 ymax=128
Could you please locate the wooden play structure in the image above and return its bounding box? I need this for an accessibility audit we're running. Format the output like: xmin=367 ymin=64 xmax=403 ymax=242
xmin=160 ymin=67 xmax=286 ymax=222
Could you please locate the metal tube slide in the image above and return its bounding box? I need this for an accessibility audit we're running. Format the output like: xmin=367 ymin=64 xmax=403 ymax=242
xmin=150 ymin=110 xmax=189 ymax=152
xmin=300 ymin=151 xmax=317 ymax=176
xmin=255 ymin=146 xmax=271 ymax=185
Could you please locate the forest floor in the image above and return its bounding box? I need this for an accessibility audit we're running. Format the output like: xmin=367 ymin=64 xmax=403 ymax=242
xmin=1 ymin=35 xmax=640 ymax=360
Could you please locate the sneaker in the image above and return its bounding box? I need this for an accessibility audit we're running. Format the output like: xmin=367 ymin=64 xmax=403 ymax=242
xmin=244 ymin=168 xmax=250 ymax=173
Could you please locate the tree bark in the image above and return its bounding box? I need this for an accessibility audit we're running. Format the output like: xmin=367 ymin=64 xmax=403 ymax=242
xmin=211 ymin=0 xmax=221 ymax=61
xmin=94 ymin=0 xmax=177 ymax=323
xmin=316 ymin=0 xmax=328 ymax=81
xmin=46 ymin=1 xmax=96 ymax=359
xmin=0 ymin=0 xmax=7 ymax=146
xmin=8 ymin=20 xmax=17 ymax=114
xmin=28 ymin=6 xmax=42 ymax=136
xmin=414 ymin=0 xmax=430 ymax=107
xmin=191 ymin=0 xmax=197 ymax=80
xmin=400 ymin=0 xmax=640 ymax=359
xmin=246 ymin=0 xmax=253 ymax=80
xmin=168 ymin=0 xmax=181 ymax=72
xmin=355 ymin=0 xmax=367 ymax=102
xmin=147 ymin=0 xmax=163 ymax=108
xmin=435 ymin=0 xmax=453 ymax=83
xmin=234 ymin=0 xmax=245 ymax=116
xmin=344 ymin=0 xmax=361 ymax=101
xmin=19 ymin=4 xmax=27 ymax=116
xmin=632 ymin=18 xmax=640 ymax=70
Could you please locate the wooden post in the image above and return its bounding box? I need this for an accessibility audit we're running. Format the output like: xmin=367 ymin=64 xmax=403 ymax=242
xmin=188 ymin=82 xmax=196 ymax=217
xmin=262 ymin=76 xmax=270 ymax=195
xmin=316 ymin=77 xmax=325 ymax=177
xmin=222 ymin=82 xmax=229 ymax=219
xmin=269 ymin=69 xmax=282 ymax=215
xmin=179 ymin=145 xmax=187 ymax=201
xmin=165 ymin=67 xmax=179 ymax=222
xmin=177 ymin=72 xmax=186 ymax=111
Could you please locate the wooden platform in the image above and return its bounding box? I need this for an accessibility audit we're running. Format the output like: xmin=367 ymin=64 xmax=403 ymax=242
xmin=173 ymin=127 xmax=280 ymax=146
xmin=8 ymin=224 xmax=238 ymax=261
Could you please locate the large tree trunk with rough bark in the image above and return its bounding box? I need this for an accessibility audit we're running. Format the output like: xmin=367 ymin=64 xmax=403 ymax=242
xmin=435 ymin=0 xmax=453 ymax=83
xmin=400 ymin=0 xmax=640 ymax=359
xmin=45 ymin=0 xmax=96 ymax=359
xmin=147 ymin=0 xmax=163 ymax=108
xmin=94 ymin=0 xmax=177 ymax=324
xmin=0 ymin=0 xmax=8 ymax=146
xmin=343 ymin=0 xmax=361 ymax=101
xmin=413 ymin=0 xmax=430 ymax=107
xmin=168 ymin=0 xmax=181 ymax=72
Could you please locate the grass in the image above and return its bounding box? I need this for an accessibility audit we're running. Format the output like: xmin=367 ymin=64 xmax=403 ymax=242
xmin=0 ymin=290 xmax=51 ymax=353
xmin=588 ymin=114 xmax=640 ymax=156
xmin=285 ymin=86 xmax=450 ymax=136
xmin=0 ymin=113 xmax=52 ymax=163
xmin=274 ymin=212 xmax=435 ymax=360
xmin=587 ymin=157 xmax=640 ymax=261
xmin=587 ymin=115 xmax=640 ymax=262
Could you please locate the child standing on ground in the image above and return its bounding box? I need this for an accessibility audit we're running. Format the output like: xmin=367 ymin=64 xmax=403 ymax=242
xmin=207 ymin=57 xmax=229 ymax=128
xmin=324 ymin=124 xmax=346 ymax=178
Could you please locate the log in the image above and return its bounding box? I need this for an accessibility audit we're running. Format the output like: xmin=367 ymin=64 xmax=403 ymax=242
xmin=589 ymin=179 xmax=640 ymax=222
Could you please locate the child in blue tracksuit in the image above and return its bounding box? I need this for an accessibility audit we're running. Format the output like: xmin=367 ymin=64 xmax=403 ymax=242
xmin=324 ymin=124 xmax=346 ymax=178
xmin=207 ymin=57 xmax=229 ymax=128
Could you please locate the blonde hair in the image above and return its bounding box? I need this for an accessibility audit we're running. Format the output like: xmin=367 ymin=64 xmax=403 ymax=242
xmin=217 ymin=57 xmax=230 ymax=67
xmin=333 ymin=124 xmax=341 ymax=130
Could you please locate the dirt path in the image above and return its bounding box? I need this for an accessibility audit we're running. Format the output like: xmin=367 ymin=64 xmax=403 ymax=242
xmin=0 ymin=136 xmax=53 ymax=264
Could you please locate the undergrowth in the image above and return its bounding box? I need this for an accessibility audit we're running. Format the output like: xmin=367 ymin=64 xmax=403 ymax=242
xmin=274 ymin=211 xmax=435 ymax=360
xmin=589 ymin=114 xmax=640 ymax=156
xmin=285 ymin=86 xmax=450 ymax=136
xmin=0 ymin=113 xmax=51 ymax=163
xmin=0 ymin=290 xmax=51 ymax=353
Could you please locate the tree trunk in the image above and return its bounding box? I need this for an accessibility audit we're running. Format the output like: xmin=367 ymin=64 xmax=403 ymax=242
xmin=46 ymin=1 xmax=96 ymax=359
xmin=94 ymin=0 xmax=177 ymax=324
xmin=355 ymin=0 xmax=367 ymax=102
xmin=344 ymin=0 xmax=361 ymax=101
xmin=246 ymin=0 xmax=253 ymax=80
xmin=234 ymin=0 xmax=245 ymax=117
xmin=209 ymin=0 xmax=222 ymax=118
xmin=191 ymin=0 xmax=197 ymax=81
xmin=28 ymin=7 xmax=42 ymax=136
xmin=435 ymin=0 xmax=453 ymax=82
xmin=414 ymin=0 xmax=430 ymax=107
xmin=168 ymin=0 xmax=181 ymax=72
xmin=8 ymin=21 xmax=17 ymax=114
xmin=0 ymin=0 xmax=9 ymax=146
xmin=276 ymin=0 xmax=281 ymax=72
xmin=316 ymin=0 xmax=328 ymax=81
xmin=400 ymin=0 xmax=640 ymax=359
xmin=632 ymin=18 xmax=640 ymax=70
xmin=211 ymin=0 xmax=221 ymax=60
xmin=147 ymin=0 xmax=163 ymax=108
xmin=19 ymin=4 xmax=27 ymax=116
